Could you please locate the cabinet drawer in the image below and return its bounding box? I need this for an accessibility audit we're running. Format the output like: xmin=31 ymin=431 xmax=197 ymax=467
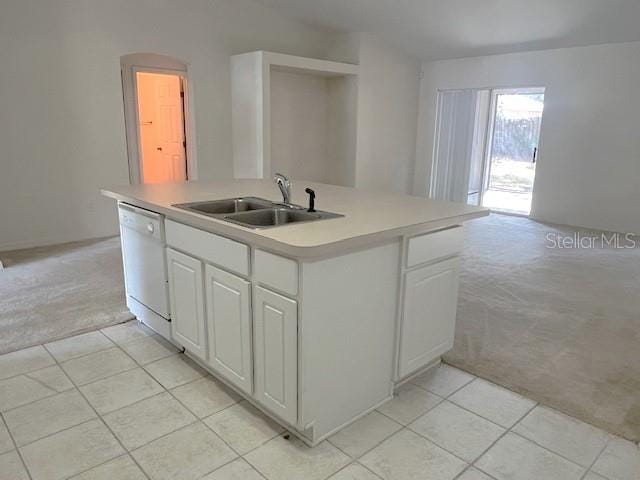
xmin=166 ymin=220 xmax=249 ymax=276
xmin=254 ymin=249 xmax=298 ymax=296
xmin=407 ymin=226 xmax=463 ymax=267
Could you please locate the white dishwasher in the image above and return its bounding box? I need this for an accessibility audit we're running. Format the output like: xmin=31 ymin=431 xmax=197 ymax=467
xmin=118 ymin=203 xmax=171 ymax=339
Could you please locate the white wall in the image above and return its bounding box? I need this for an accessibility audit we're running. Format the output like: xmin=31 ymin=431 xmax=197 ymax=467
xmin=329 ymin=33 xmax=422 ymax=195
xmin=415 ymin=41 xmax=640 ymax=233
xmin=270 ymin=70 xmax=330 ymax=182
xmin=0 ymin=0 xmax=330 ymax=250
xmin=269 ymin=69 xmax=359 ymax=187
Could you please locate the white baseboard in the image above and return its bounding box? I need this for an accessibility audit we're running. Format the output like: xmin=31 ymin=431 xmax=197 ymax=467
xmin=0 ymin=230 xmax=119 ymax=253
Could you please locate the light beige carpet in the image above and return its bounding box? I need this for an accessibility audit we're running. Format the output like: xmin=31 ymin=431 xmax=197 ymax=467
xmin=0 ymin=237 xmax=133 ymax=355
xmin=446 ymin=214 xmax=640 ymax=441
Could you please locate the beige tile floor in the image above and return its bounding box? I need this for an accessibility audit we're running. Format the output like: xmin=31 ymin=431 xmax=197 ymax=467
xmin=0 ymin=321 xmax=638 ymax=480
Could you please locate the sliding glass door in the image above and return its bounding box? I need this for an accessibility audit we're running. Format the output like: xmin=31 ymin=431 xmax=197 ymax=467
xmin=481 ymin=88 xmax=545 ymax=214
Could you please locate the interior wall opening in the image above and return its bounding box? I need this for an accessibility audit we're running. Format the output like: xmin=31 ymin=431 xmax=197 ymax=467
xmin=121 ymin=53 xmax=197 ymax=185
xmin=430 ymin=86 xmax=545 ymax=216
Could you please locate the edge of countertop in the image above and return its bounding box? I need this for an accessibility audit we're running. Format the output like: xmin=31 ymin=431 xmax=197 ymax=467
xmin=101 ymin=181 xmax=489 ymax=259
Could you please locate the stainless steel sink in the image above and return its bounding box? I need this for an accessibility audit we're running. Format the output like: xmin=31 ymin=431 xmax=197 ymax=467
xmin=224 ymin=208 xmax=341 ymax=228
xmin=173 ymin=197 xmax=273 ymax=215
xmin=172 ymin=197 xmax=343 ymax=229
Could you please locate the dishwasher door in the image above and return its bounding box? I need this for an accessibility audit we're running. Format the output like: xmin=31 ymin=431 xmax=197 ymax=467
xmin=119 ymin=204 xmax=170 ymax=319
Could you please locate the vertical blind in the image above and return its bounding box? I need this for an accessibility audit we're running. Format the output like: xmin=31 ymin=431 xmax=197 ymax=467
xmin=430 ymin=89 xmax=479 ymax=202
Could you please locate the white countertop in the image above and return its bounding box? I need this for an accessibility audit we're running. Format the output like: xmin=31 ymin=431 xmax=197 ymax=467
xmin=102 ymin=180 xmax=488 ymax=258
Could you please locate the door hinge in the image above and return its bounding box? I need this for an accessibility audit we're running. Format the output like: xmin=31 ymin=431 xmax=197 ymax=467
xmin=182 ymin=140 xmax=187 ymax=149
xmin=180 ymin=91 xmax=185 ymax=98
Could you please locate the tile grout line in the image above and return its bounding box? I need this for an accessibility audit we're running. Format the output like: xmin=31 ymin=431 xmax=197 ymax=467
xmin=326 ymin=414 xmax=403 ymax=460
xmin=42 ymin=333 xmax=115 ymax=364
xmin=0 ymin=411 xmax=33 ymax=480
xmin=438 ymin=374 xmax=621 ymax=473
xmin=92 ymin=389 xmax=173 ymax=419
xmin=41 ymin=322 xmax=159 ymax=368
xmin=236 ymin=457 xmax=270 ymax=480
xmin=577 ymin=437 xmax=611 ymax=480
xmin=321 ymin=445 xmax=384 ymax=480
xmin=400 ymin=425 xmax=473 ymax=467
xmin=190 ymin=394 xmax=290 ymax=476
xmin=353 ymin=460 xmax=386 ymax=480
xmin=373 ymin=394 xmax=444 ymax=427
xmin=437 ymin=375 xmax=540 ymax=431
xmin=68 ymin=362 xmax=141 ymax=388
xmin=454 ymin=466 xmax=498 ymax=480
xmin=38 ymin=333 xmax=154 ymax=480
xmin=0 ymin=359 xmax=159 ymax=416
xmin=0 ymin=358 xmax=58 ymax=384
xmin=66 ymin=453 xmax=148 ymax=480
xmin=102 ymin=325 xmax=259 ymax=479
xmin=473 ymin=398 xmax=621 ymax=478
xmin=468 ymin=400 xmax=539 ymax=477
xmin=0 ymin=388 xmax=59 ymax=415
xmin=408 ymin=371 xmax=476 ymax=399
xmin=442 ymin=368 xmax=628 ymax=450
xmin=427 ymin=397 xmax=508 ymax=431
xmin=164 ymin=385 xmax=245 ymax=458
xmin=204 ymin=455 xmax=268 ymax=480
xmin=3 ymin=324 xmax=634 ymax=480
xmin=508 ymin=429 xmax=595 ymax=474
xmin=84 ymin=328 xmax=367 ymax=480
xmin=12 ymin=417 xmax=99 ymax=451
xmin=361 ymin=404 xmax=476 ymax=469
xmin=320 ymin=457 xmax=383 ymax=480
xmin=86 ymin=326 xmax=244 ymax=478
xmin=13 ymin=325 xmax=364 ymax=479
xmin=22 ymin=370 xmax=67 ymax=392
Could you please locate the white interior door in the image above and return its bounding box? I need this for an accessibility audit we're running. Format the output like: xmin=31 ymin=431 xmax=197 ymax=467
xmin=137 ymin=72 xmax=187 ymax=184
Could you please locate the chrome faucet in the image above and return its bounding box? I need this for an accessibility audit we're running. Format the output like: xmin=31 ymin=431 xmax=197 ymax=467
xmin=273 ymin=173 xmax=292 ymax=205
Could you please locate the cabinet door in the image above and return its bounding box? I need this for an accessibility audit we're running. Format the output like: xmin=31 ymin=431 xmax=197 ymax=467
xmin=398 ymin=257 xmax=460 ymax=378
xmin=166 ymin=248 xmax=207 ymax=361
xmin=253 ymin=286 xmax=297 ymax=425
xmin=205 ymin=265 xmax=252 ymax=394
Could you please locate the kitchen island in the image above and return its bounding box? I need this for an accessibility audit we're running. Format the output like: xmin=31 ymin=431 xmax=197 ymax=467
xmin=102 ymin=179 xmax=487 ymax=445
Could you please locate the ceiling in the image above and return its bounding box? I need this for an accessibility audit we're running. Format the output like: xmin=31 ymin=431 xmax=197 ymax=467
xmin=252 ymin=0 xmax=640 ymax=61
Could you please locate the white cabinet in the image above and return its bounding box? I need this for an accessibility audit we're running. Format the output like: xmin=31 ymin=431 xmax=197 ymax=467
xmin=166 ymin=248 xmax=207 ymax=361
xmin=205 ymin=265 xmax=253 ymax=395
xmin=253 ymin=285 xmax=298 ymax=425
xmin=398 ymin=257 xmax=460 ymax=378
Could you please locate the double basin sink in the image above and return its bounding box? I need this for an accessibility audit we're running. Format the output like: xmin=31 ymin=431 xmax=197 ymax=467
xmin=173 ymin=197 xmax=343 ymax=229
